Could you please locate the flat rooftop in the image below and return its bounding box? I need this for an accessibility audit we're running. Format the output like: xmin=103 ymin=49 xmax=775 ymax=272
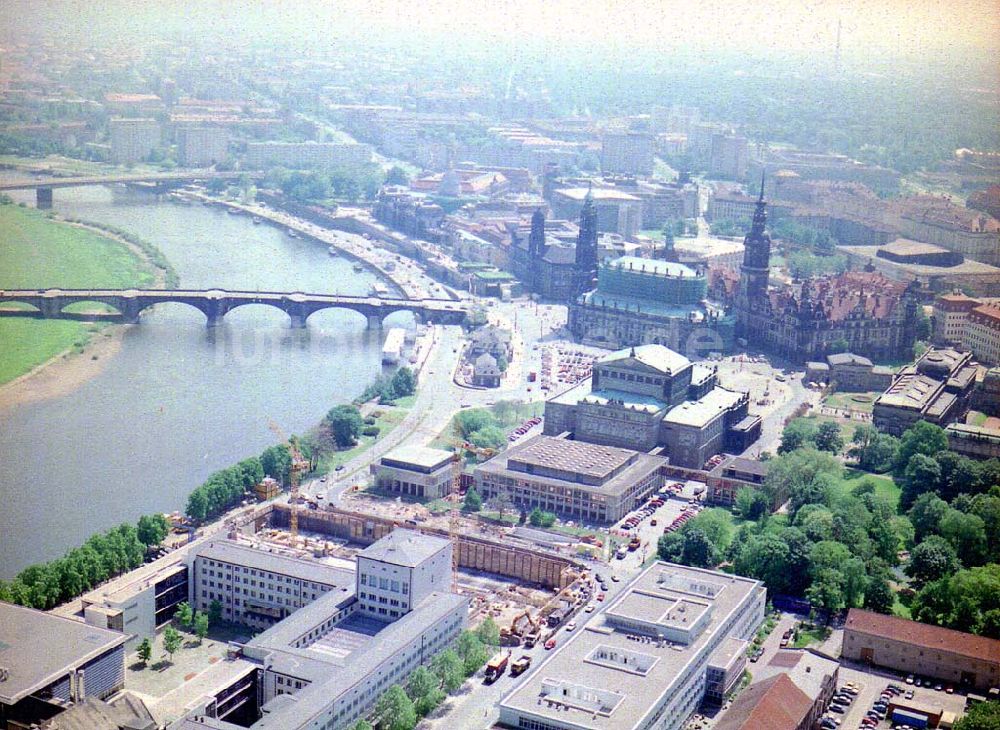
xmin=193 ymin=540 xmax=355 ymax=588
xmin=477 ymin=434 xmax=665 ymax=497
xmin=510 ymin=436 xmax=637 ymax=480
xmin=0 ymin=602 xmax=128 ymax=704
xmin=356 ymin=529 xmax=451 ymax=568
xmin=663 ymin=387 xmax=744 ymax=428
xmin=499 ymin=562 xmax=763 ymax=730
xmin=380 ymin=445 xmax=454 ymax=471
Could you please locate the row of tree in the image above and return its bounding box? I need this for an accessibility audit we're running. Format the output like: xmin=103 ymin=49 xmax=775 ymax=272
xmin=359 ymin=620 xmax=499 ymax=730
xmin=185 ymin=455 xmax=267 ymax=521
xmin=355 ymin=367 xmax=417 ymax=406
xmin=0 ymin=513 xmax=170 ymax=610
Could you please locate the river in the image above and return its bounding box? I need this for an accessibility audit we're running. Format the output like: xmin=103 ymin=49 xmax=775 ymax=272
xmin=0 ymin=183 xmax=408 ymax=577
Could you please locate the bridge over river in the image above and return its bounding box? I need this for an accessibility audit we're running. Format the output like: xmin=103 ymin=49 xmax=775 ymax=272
xmin=0 ymin=171 xmax=261 ymax=207
xmin=0 ymin=289 xmax=467 ymax=328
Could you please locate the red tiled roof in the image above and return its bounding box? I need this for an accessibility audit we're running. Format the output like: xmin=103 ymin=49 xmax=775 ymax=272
xmin=845 ymin=609 xmax=1000 ymax=664
xmin=714 ymin=674 xmax=813 ymax=730
xmin=970 ymin=303 xmax=1000 ymax=328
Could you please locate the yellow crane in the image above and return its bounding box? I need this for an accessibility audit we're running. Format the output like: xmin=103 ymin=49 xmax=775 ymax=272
xmin=268 ymin=420 xmax=310 ymax=538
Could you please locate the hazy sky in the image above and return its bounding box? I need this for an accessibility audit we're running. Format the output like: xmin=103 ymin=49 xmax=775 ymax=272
xmin=6 ymin=0 xmax=999 ymax=63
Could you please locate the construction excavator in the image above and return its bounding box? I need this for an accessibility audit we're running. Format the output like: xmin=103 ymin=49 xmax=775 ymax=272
xmin=268 ymin=420 xmax=310 ymax=538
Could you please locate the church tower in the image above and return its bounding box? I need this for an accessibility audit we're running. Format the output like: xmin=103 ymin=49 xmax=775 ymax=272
xmin=736 ymin=173 xmax=772 ymax=339
xmin=574 ymin=187 xmax=599 ymax=300
xmin=738 ymin=174 xmax=772 ymax=304
xmin=528 ymin=208 xmax=546 ymax=291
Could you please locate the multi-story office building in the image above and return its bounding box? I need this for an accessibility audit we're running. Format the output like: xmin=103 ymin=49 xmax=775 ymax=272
xmin=965 ymin=303 xmax=1000 ymax=365
xmin=543 ymin=344 xmax=760 ymax=468
xmin=474 ymin=435 xmax=666 ymax=524
xmin=842 ymin=609 xmax=1000 ymax=690
xmin=933 ymin=293 xmax=982 ymax=346
xmin=550 ymin=186 xmax=643 ymax=238
xmin=497 ymin=562 xmax=765 ymax=730
xmin=355 ymin=529 xmax=453 ymax=620
xmin=369 ymin=445 xmax=454 ymax=500
xmin=872 ymin=347 xmax=979 ymax=436
xmin=80 ymin=562 xmax=188 ymax=648
xmin=188 ymin=540 xmax=355 ymax=630
xmin=176 ymin=126 xmax=229 ymax=166
xmin=601 ymin=131 xmax=655 ymax=176
xmin=243 ymin=141 xmax=372 ymax=170
xmin=0 ymin=602 xmax=129 ymax=727
xmin=707 ymin=189 xmax=758 ymax=225
xmin=108 ymin=118 xmax=161 ymax=164
xmin=171 ymin=531 xmax=467 ymax=730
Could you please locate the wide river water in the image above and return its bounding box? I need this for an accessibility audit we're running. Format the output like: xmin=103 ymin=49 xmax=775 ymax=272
xmin=0 ymin=183 xmax=407 ymax=577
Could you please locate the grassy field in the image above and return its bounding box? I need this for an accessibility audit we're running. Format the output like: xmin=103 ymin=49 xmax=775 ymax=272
xmin=792 ymin=624 xmax=831 ymax=648
xmin=828 ymin=468 xmax=901 ymax=510
xmin=0 ymin=204 xmax=156 ymax=384
xmin=822 ymin=391 xmax=879 ymax=414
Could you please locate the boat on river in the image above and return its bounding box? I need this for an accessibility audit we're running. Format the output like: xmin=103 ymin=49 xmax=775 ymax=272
xmin=353 ymin=263 xmax=364 ymax=272
xmin=327 ymin=246 xmax=338 ymax=256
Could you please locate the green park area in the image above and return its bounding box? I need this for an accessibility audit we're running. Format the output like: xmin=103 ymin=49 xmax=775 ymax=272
xmin=0 ymin=202 xmax=156 ymax=384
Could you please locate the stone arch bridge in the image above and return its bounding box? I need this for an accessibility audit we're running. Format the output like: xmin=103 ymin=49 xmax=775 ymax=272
xmin=0 ymin=289 xmax=468 ymax=329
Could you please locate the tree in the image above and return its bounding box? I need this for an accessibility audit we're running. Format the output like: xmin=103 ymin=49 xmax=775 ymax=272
xmin=431 ymin=649 xmax=464 ymax=692
xmin=475 ymin=617 xmax=500 ymax=648
xmin=778 ymin=420 xmax=818 ymax=454
xmin=529 ymin=508 xmax=556 ymax=528
xmin=455 ymin=409 xmax=495 ymax=438
xmin=467 ymin=425 xmax=506 ymax=451
xmin=906 ymin=535 xmax=960 ymax=587
xmin=814 ymin=421 xmax=844 ymax=454
xmin=733 ymin=532 xmax=793 ymax=594
xmin=687 ymin=509 xmax=734 ymax=553
xmin=969 ymin=493 xmax=1000 ymax=561
xmin=175 ymin=601 xmax=193 ymax=628
xmin=325 ymin=405 xmax=363 ymax=449
xmin=260 ymin=444 xmax=292 ymax=485
xmin=909 ymin=493 xmax=949 ymax=541
xmin=414 ymin=687 xmax=445 ymax=718
xmin=185 ymin=489 xmax=209 ymax=522
xmin=193 ymin=611 xmax=209 ymax=643
xmin=456 ymin=630 xmax=488 ymax=675
xmin=406 ymin=665 xmax=437 ymax=702
xmin=765 ymin=447 xmax=841 ymax=516
xmin=806 ymin=568 xmax=846 ymax=621
xmin=900 ymin=454 xmax=942 ymax=511
xmin=734 ymin=487 xmax=771 ymax=521
xmin=895 ymin=421 xmax=948 ymax=476
xmin=136 ymin=513 xmax=170 ymax=546
xmin=463 ymin=485 xmax=482 ymax=512
xmin=385 ymin=166 xmax=410 ymax=185
xmin=912 ymin=564 xmax=1000 ymax=638
xmin=352 ymin=721 xmax=374 ymax=730
xmin=850 ymin=425 xmax=898 ymax=473
xmin=375 ymin=684 xmax=417 ymax=730
xmin=208 ymin=599 xmax=223 ymax=625
xmin=863 ymin=572 xmax=895 ymax=614
xmin=842 ymin=557 xmax=868 ymax=608
xmin=680 ymin=528 xmax=719 ymax=568
xmin=939 ymin=509 xmax=988 ymax=567
xmin=796 ymin=505 xmax=835 ymax=542
xmin=389 ymin=367 xmax=416 ymax=399
xmin=486 ymin=492 xmax=513 ymax=522
xmin=137 ymin=637 xmax=152 ymax=665
xmin=162 ymin=626 xmax=182 ymax=663
xmin=953 ymin=700 xmax=1000 ymax=730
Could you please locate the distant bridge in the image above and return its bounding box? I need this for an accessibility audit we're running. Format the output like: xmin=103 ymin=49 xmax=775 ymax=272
xmin=0 ymin=289 xmax=467 ymax=329
xmin=0 ymin=171 xmax=261 ymax=207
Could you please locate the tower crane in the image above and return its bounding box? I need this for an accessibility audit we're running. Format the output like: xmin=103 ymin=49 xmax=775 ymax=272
xmin=268 ymin=420 xmax=310 ymax=538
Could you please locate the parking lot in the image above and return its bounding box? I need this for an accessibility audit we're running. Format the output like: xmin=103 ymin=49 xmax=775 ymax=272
xmin=823 ymin=664 xmax=969 ymax=730
xmin=609 ymin=481 xmax=707 ymax=569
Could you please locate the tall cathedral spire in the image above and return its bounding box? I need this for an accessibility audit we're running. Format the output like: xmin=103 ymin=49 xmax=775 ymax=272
xmin=735 ymin=170 xmax=772 ymax=340
xmin=574 ymin=185 xmax=599 ymax=300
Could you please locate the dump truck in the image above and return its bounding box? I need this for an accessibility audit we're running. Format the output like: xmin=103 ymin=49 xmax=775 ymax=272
xmin=485 ymin=653 xmax=509 ymax=683
xmin=510 ymin=655 xmax=532 ymax=677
